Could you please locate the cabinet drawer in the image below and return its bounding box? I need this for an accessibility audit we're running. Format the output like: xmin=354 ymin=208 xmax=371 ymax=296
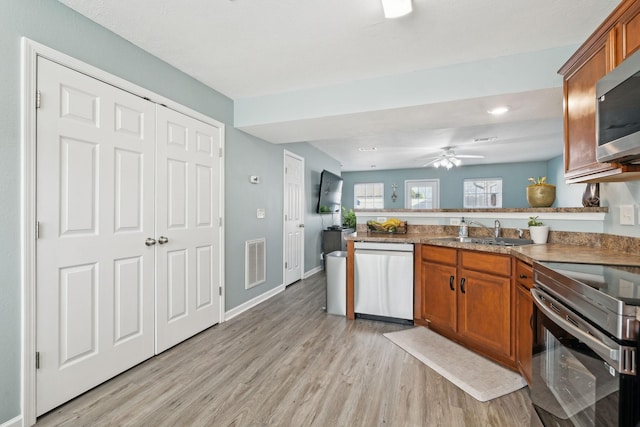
xmin=515 ymin=260 xmax=534 ymax=289
xmin=459 ymin=250 xmax=511 ymax=277
xmin=422 ymin=245 xmax=457 ymax=265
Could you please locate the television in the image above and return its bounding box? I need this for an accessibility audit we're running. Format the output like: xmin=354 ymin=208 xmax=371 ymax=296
xmin=316 ymin=170 xmax=343 ymax=214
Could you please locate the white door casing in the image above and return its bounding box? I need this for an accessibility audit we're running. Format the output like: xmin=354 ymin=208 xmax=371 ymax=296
xmin=283 ymin=151 xmax=304 ymax=286
xmin=35 ymin=57 xmax=156 ymax=415
xmin=155 ymin=105 xmax=222 ymax=353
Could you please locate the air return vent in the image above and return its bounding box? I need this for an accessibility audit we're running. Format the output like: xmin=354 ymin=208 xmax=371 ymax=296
xmin=245 ymin=238 xmax=266 ymax=289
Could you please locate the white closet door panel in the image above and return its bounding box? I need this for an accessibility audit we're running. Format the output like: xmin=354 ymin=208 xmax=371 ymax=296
xmin=284 ymin=153 xmax=304 ymax=285
xmin=155 ymin=105 xmax=221 ymax=353
xmin=36 ymin=57 xmax=155 ymax=416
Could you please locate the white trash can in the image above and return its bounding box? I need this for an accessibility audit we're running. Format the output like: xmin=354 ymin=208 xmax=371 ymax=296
xmin=325 ymin=251 xmax=347 ymax=316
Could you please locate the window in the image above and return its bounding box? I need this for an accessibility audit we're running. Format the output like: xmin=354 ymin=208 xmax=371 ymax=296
xmin=405 ymin=179 xmax=439 ymax=209
xmin=354 ymin=183 xmax=384 ymax=209
xmin=463 ymin=178 xmax=503 ymax=208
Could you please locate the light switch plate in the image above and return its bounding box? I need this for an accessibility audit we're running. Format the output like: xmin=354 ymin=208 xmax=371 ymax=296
xmin=257 ymin=208 xmax=265 ymax=219
xmin=620 ymin=205 xmax=634 ymax=225
xmin=450 ymin=218 xmax=461 ymax=226
xmin=250 ymin=175 xmax=260 ymax=184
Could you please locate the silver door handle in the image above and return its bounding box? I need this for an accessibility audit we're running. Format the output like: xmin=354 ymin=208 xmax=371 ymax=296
xmin=158 ymin=236 xmax=169 ymax=244
xmin=145 ymin=238 xmax=157 ymax=246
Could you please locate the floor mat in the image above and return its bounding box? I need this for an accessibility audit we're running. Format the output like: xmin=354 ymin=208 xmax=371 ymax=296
xmin=384 ymin=327 xmax=527 ymax=402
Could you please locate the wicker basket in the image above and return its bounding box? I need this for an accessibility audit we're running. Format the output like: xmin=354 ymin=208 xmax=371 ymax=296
xmin=367 ymin=220 xmax=407 ymax=234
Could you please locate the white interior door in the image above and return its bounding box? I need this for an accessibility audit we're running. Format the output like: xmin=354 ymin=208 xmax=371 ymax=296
xmin=35 ymin=57 xmax=156 ymax=415
xmin=284 ymin=152 xmax=304 ymax=285
xmin=155 ymin=105 xmax=222 ymax=353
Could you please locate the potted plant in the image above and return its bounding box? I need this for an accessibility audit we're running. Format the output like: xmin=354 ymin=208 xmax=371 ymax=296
xmin=342 ymin=207 xmax=356 ymax=229
xmin=526 ymin=176 xmax=556 ymax=207
xmin=528 ymin=216 xmax=550 ymax=244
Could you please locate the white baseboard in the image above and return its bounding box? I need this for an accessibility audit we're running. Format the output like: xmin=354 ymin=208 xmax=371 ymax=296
xmin=224 ymin=267 xmax=323 ymax=322
xmin=224 ymin=284 xmax=285 ymax=321
xmin=0 ymin=415 xmax=23 ymax=427
xmin=304 ymin=265 xmax=323 ymax=278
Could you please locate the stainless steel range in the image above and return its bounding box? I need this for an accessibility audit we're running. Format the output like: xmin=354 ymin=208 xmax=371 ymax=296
xmin=532 ymin=261 xmax=640 ymax=427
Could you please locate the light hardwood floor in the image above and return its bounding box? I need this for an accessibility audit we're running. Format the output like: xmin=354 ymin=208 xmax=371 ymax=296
xmin=37 ymin=272 xmax=540 ymax=427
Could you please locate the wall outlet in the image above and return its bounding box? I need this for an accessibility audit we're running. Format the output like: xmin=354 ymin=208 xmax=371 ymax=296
xmin=620 ymin=205 xmax=635 ymax=225
xmin=257 ymin=208 xmax=265 ymax=219
xmin=450 ymin=218 xmax=461 ymax=226
xmin=376 ymin=217 xmax=387 ymax=223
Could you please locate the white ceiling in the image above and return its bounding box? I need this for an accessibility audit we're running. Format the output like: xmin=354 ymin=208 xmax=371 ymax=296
xmin=59 ymin=0 xmax=620 ymax=171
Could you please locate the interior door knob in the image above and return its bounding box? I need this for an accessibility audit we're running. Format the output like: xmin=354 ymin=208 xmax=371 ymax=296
xmin=145 ymin=237 xmax=157 ymax=246
xmin=158 ymin=236 xmax=169 ymax=244
xmin=299 ymin=224 xmax=305 ymax=228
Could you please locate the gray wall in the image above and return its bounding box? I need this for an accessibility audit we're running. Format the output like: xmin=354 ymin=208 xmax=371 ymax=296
xmin=283 ymin=143 xmax=343 ymax=271
xmin=0 ymin=1 xmax=338 ymax=423
xmin=341 ymin=161 xmax=552 ymax=210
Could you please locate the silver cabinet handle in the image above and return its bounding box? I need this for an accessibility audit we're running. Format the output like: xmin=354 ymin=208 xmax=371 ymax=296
xmin=145 ymin=238 xmax=157 ymax=246
xmin=158 ymin=236 xmax=169 ymax=244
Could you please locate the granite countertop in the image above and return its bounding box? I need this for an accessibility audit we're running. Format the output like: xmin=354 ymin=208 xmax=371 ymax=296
xmin=347 ymin=232 xmax=640 ymax=267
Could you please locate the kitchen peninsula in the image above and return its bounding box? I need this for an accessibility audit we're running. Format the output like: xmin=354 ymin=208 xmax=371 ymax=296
xmin=344 ymin=206 xmax=640 ymax=378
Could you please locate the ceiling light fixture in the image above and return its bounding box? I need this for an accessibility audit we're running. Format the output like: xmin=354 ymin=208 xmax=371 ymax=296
xmin=433 ymin=158 xmax=458 ymax=170
xmin=381 ymin=0 xmax=413 ymax=19
xmin=487 ymin=106 xmax=509 ymax=115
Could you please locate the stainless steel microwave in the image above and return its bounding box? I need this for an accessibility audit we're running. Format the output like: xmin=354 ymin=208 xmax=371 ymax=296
xmin=596 ymin=48 xmax=640 ymax=164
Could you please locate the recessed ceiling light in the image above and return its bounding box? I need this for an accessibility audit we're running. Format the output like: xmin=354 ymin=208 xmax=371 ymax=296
xmin=381 ymin=0 xmax=413 ymax=19
xmin=488 ymin=106 xmax=509 ymax=115
xmin=358 ymin=147 xmax=378 ymax=152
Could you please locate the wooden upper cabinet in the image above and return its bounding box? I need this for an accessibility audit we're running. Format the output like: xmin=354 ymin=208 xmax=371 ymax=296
xmin=617 ymin=0 xmax=640 ymax=62
xmin=563 ymin=39 xmax=612 ymax=181
xmin=560 ymin=0 xmax=640 ymax=183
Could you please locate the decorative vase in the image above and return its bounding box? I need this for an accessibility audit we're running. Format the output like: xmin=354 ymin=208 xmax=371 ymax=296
xmin=526 ymin=184 xmax=556 ymax=207
xmin=529 ymin=226 xmax=550 ymax=244
xmin=582 ymin=183 xmax=600 ymax=207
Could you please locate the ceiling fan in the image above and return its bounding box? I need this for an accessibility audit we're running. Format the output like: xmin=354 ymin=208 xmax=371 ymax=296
xmin=422 ymin=146 xmax=485 ymax=169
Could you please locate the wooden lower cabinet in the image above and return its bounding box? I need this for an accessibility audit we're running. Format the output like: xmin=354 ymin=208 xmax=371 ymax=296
xmin=457 ymin=267 xmax=511 ymax=360
xmin=419 ymin=245 xmax=514 ymax=369
xmin=515 ymin=259 xmax=535 ymax=385
xmin=421 ymin=259 xmax=457 ymax=334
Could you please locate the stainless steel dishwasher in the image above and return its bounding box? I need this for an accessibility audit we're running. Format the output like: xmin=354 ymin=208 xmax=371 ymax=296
xmin=353 ymin=242 xmax=414 ymax=323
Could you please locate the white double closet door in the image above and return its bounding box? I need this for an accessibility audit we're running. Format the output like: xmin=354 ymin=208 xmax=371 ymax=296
xmin=35 ymin=57 xmax=221 ymax=415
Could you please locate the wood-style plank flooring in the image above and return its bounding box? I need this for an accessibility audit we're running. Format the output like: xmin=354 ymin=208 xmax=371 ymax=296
xmin=37 ymin=272 xmax=540 ymax=426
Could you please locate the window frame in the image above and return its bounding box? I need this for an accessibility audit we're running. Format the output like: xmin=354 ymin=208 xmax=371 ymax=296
xmin=462 ymin=178 xmax=503 ymax=208
xmin=404 ymin=179 xmax=440 ymax=209
xmin=353 ymin=182 xmax=385 ymax=209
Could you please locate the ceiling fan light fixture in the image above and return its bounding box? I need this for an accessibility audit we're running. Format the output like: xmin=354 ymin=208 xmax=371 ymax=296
xmin=381 ymin=0 xmax=413 ymax=19
xmin=452 ymin=157 xmax=462 ymax=166
xmin=487 ymin=106 xmax=509 ymax=115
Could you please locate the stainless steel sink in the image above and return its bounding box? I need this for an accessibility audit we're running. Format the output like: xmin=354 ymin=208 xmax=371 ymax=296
xmin=436 ymin=236 xmax=533 ymax=246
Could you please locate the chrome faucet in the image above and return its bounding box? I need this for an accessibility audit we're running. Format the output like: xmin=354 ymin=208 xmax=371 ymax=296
xmin=469 ymin=220 xmax=501 ymax=239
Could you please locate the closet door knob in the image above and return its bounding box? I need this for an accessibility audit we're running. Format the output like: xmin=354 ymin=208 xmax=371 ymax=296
xmin=158 ymin=236 xmax=169 ymax=245
xmin=145 ymin=238 xmax=157 ymax=246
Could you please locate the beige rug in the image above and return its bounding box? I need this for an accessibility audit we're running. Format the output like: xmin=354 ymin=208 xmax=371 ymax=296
xmin=384 ymin=327 xmax=527 ymax=402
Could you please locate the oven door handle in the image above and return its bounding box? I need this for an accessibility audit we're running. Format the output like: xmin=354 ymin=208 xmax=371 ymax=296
xmin=531 ymin=288 xmax=623 ymax=373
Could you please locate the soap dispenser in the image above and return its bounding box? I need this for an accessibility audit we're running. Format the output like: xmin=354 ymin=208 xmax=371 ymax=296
xmin=459 ymin=217 xmax=468 ymax=238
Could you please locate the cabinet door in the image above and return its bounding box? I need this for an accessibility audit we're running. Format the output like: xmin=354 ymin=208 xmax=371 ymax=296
xmin=516 ymin=284 xmax=534 ymax=386
xmin=564 ymin=39 xmax=614 ymax=180
xmin=421 ymin=261 xmax=457 ymax=333
xmin=618 ymin=1 xmax=640 ymax=62
xmin=457 ymin=268 xmax=511 ymax=360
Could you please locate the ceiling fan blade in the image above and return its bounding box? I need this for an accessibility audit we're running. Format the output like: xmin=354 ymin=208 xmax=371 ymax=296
xmin=422 ymin=158 xmax=440 ymax=167
xmin=455 ymin=154 xmax=484 ymax=159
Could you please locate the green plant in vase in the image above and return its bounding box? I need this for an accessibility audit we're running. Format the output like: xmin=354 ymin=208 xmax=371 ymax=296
xmin=342 ymin=207 xmax=356 ymax=229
